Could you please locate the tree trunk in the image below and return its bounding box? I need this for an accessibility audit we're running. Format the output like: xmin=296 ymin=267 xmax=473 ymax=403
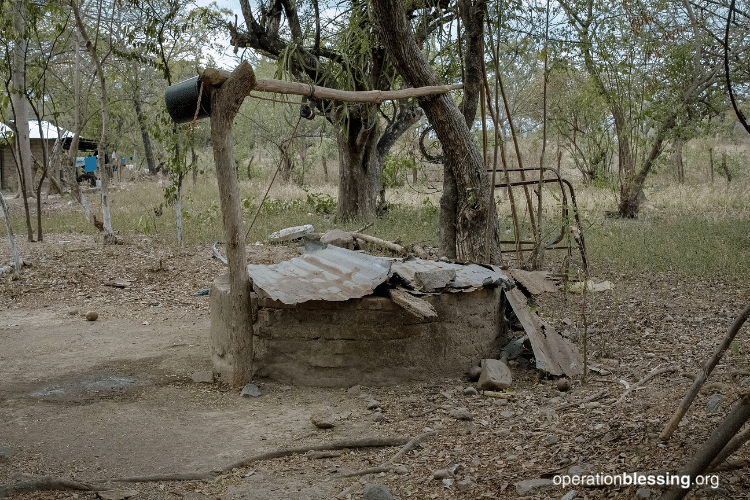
xmin=439 ymin=0 xmax=485 ymax=260
xmin=134 ymin=99 xmax=157 ymax=175
xmin=721 ymin=152 xmax=732 ymax=183
xmin=11 ymin=0 xmax=33 ymax=199
xmin=322 ymin=156 xmax=328 ymax=183
xmin=336 ymin=111 xmax=381 ymax=220
xmin=371 ymin=0 xmax=501 ymax=264
xmin=206 ymin=61 xmax=256 ymax=387
xmin=673 ymin=138 xmax=685 ymax=183
xmin=0 ymin=191 xmax=22 ymax=278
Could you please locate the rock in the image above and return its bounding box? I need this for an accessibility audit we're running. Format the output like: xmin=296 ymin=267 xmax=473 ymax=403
xmin=362 ymin=484 xmax=394 ymax=500
xmin=449 ymin=408 xmax=473 ymax=421
xmin=414 ymin=268 xmax=456 ymax=292
xmin=371 ymin=411 xmax=385 ymax=422
xmin=67 ymin=308 xmax=79 ymax=316
xmin=347 ymin=385 xmax=361 ymax=394
xmin=477 ymin=359 xmax=512 ymax=391
xmin=97 ymin=490 xmax=139 ymax=500
xmin=557 ymin=378 xmax=571 ymax=392
xmin=0 ymin=447 xmax=15 ymax=462
xmin=636 ymin=488 xmax=657 ymax=499
xmin=514 ymin=478 xmax=554 ymax=496
xmin=311 ymin=407 xmax=336 ymax=428
xmin=547 ymin=434 xmax=560 ymax=445
xmin=561 ymin=491 xmax=578 ymax=500
xmin=568 ymin=463 xmax=596 ymax=476
xmin=241 ymin=383 xmax=261 ymax=397
xmin=392 ymin=465 xmax=408 ymax=474
xmin=456 ymin=478 xmax=474 ymax=491
xmin=85 ymin=311 xmax=99 ymax=321
xmin=494 ymin=428 xmax=511 ymax=437
xmin=463 ymin=386 xmax=478 ymax=396
xmin=367 ymin=399 xmax=381 ymax=410
xmin=320 ymin=229 xmax=355 ymax=250
xmin=707 ymin=393 xmax=725 ymax=413
xmin=191 ymin=371 xmax=213 ymax=384
xmin=432 ymin=469 xmax=453 ymax=479
xmin=268 ymin=224 xmax=314 ymax=243
xmin=467 ymin=365 xmax=482 ymax=381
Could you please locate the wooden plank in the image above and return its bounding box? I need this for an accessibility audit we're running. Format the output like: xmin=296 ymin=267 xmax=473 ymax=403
xmin=389 ymin=288 xmax=438 ymax=319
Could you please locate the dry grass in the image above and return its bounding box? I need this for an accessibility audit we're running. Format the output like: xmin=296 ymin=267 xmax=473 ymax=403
xmin=4 ymin=155 xmax=749 ymax=278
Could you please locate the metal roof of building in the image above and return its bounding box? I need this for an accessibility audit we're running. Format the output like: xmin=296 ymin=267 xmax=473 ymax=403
xmin=247 ymin=246 xmax=511 ymax=305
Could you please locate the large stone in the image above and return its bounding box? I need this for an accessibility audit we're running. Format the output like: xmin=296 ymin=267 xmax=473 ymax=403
xmin=414 ymin=269 xmax=456 ymax=292
xmin=477 ymin=359 xmax=512 ymax=390
xmin=320 ymin=229 xmax=355 ymax=250
xmin=362 ymin=484 xmax=394 ymax=500
xmin=311 ymin=407 xmax=336 ymax=428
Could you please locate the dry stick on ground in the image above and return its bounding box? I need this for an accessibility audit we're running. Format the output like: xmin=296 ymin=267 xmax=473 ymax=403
xmin=554 ymin=389 xmax=608 ymax=411
xmin=660 ymin=301 xmax=750 ymax=441
xmin=0 ymin=436 xmax=410 ymax=497
xmin=350 ymin=232 xmax=406 ymax=255
xmin=659 ymin=394 xmax=750 ymax=500
xmin=614 ymin=366 xmax=680 ymax=406
xmin=338 ymin=431 xmax=437 ymax=493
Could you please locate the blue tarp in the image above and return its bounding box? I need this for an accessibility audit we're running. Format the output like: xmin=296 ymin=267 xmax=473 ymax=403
xmin=84 ymin=156 xmax=97 ymax=173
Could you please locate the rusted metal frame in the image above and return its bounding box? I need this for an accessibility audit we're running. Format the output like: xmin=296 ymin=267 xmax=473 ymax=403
xmin=492 ymin=170 xmax=588 ymax=272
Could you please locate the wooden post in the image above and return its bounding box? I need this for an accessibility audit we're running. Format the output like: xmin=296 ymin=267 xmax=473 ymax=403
xmin=205 ymin=62 xmax=257 ymax=387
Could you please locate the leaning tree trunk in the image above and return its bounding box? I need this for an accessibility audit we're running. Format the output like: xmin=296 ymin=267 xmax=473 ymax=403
xmin=439 ymin=0 xmax=485 ymax=260
xmin=371 ymin=0 xmax=501 ymax=264
xmin=204 ymin=62 xmax=256 ymax=387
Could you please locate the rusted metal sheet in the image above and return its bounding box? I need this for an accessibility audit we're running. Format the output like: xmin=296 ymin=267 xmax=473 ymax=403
xmin=504 ymin=287 xmax=583 ymax=377
xmin=391 ymin=259 xmax=511 ymax=290
xmin=246 ymin=246 xmax=392 ymax=304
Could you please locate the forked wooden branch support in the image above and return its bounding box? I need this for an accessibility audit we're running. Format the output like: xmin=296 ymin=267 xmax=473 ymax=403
xmin=199 ymin=66 xmax=462 ymax=103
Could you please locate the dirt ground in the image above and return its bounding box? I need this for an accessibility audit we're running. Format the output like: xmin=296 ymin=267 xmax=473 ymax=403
xmin=1 ymin=196 xmax=750 ymax=500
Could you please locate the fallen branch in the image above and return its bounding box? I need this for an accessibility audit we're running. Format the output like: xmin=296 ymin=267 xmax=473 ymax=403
xmin=351 ymin=232 xmax=406 ymax=255
xmin=0 ymin=436 xmax=409 ymax=498
xmin=615 ymin=366 xmax=679 ymax=406
xmin=337 ymin=432 xmax=436 ymax=480
xmin=0 ymin=474 xmax=105 ymax=498
xmin=661 ymin=301 xmax=750 ymax=441
xmin=224 ymin=436 xmax=409 ymax=470
xmin=554 ymin=390 xmax=608 ymax=411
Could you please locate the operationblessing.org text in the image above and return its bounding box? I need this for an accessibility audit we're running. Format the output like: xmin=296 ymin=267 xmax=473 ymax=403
xmin=553 ymin=472 xmax=720 ymax=489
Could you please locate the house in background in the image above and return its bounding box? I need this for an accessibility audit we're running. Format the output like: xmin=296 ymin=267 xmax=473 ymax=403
xmin=0 ymin=120 xmax=97 ymax=192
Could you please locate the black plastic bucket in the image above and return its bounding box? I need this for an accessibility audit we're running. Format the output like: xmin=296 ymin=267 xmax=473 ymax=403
xmin=164 ymin=76 xmax=211 ymax=124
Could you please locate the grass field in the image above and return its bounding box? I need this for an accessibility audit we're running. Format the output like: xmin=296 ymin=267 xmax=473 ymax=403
xmin=5 ymin=159 xmax=749 ymax=280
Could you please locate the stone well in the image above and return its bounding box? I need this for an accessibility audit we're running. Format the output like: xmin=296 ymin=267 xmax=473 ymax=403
xmin=210 ymin=246 xmax=511 ymax=387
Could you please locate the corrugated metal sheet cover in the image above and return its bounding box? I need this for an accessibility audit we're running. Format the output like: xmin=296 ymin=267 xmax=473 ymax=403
xmin=247 ymin=246 xmax=392 ymax=304
xmin=391 ymin=259 xmax=510 ymax=289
